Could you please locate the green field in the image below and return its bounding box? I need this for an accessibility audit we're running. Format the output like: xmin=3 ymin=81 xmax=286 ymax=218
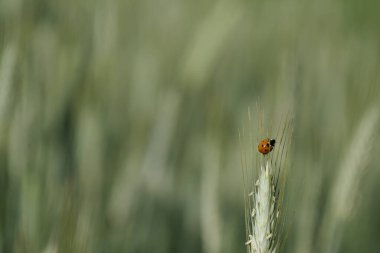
xmin=1 ymin=0 xmax=380 ymax=252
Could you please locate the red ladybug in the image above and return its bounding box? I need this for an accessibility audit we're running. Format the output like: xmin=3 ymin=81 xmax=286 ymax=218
xmin=258 ymin=138 xmax=276 ymax=155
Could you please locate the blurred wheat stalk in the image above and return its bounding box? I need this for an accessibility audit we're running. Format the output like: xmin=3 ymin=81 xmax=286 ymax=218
xmin=240 ymin=111 xmax=293 ymax=253
xmin=317 ymin=106 xmax=380 ymax=253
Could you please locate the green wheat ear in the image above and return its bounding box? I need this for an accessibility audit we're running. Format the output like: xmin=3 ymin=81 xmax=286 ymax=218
xmin=240 ymin=111 xmax=293 ymax=253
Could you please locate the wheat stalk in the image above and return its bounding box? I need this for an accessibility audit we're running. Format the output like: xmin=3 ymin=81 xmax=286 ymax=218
xmin=318 ymin=106 xmax=380 ymax=253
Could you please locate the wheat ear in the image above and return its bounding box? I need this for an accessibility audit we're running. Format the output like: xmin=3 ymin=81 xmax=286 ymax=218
xmin=242 ymin=112 xmax=293 ymax=253
xmin=246 ymin=160 xmax=275 ymax=253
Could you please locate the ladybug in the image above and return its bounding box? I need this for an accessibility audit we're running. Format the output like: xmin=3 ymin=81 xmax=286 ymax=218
xmin=258 ymin=138 xmax=276 ymax=155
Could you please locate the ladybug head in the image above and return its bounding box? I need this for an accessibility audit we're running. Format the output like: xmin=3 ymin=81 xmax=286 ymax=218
xmin=269 ymin=139 xmax=276 ymax=146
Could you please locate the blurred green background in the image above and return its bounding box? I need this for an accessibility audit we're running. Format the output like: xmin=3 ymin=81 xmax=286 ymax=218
xmin=1 ymin=0 xmax=380 ymax=252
